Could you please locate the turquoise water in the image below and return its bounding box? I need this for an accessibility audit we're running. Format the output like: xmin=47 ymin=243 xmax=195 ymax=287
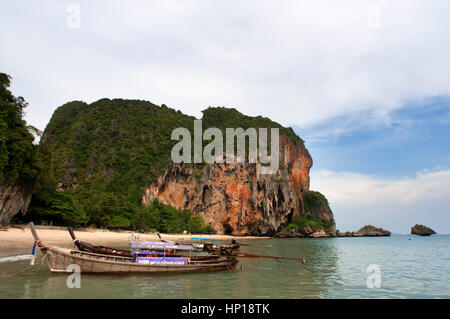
xmin=0 ymin=235 xmax=449 ymax=298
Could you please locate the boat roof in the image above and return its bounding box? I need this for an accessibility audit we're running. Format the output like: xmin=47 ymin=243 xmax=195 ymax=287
xmin=130 ymin=241 xmax=194 ymax=251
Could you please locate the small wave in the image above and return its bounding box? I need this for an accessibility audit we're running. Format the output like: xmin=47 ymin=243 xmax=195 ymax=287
xmin=0 ymin=254 xmax=33 ymax=263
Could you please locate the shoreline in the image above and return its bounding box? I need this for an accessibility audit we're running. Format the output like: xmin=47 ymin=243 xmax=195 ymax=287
xmin=0 ymin=226 xmax=270 ymax=258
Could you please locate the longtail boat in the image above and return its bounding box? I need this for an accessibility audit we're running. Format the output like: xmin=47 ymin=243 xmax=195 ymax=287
xmin=67 ymin=227 xmax=303 ymax=264
xmin=68 ymin=226 xmax=132 ymax=257
xmin=30 ymin=223 xmax=238 ymax=274
xmin=188 ymin=237 xmax=240 ymax=253
xmin=68 ymin=227 xmax=239 ymax=257
xmin=157 ymin=232 xmax=240 ymax=252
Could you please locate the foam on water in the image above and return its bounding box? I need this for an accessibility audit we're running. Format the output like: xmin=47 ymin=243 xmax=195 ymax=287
xmin=0 ymin=254 xmax=33 ymax=263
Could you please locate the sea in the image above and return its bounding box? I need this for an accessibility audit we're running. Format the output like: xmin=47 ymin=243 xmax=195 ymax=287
xmin=0 ymin=235 xmax=449 ymax=299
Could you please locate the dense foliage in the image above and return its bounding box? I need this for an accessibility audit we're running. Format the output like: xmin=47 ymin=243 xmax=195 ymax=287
xmin=284 ymin=214 xmax=334 ymax=233
xmin=283 ymin=190 xmax=334 ymax=232
xmin=302 ymin=190 xmax=331 ymax=215
xmin=201 ymin=107 xmax=304 ymax=144
xmin=22 ymin=191 xmax=88 ymax=226
xmin=0 ymin=73 xmax=41 ymax=189
xmin=41 ymin=99 xmax=197 ymax=202
xmin=136 ymin=199 xmax=216 ymax=234
xmin=23 ymin=194 xmax=215 ymax=233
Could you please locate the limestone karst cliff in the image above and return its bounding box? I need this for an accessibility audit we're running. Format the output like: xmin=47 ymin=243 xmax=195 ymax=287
xmin=24 ymin=99 xmax=335 ymax=234
xmin=142 ymin=135 xmax=334 ymax=235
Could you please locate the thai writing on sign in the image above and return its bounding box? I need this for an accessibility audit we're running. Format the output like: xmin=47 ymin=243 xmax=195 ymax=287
xmin=136 ymin=257 xmax=187 ymax=265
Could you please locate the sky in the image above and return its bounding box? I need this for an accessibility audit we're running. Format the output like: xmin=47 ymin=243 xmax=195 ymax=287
xmin=1 ymin=1 xmax=449 ymax=233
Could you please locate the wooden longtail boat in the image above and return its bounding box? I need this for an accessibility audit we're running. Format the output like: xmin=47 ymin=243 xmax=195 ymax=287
xmin=189 ymin=237 xmax=240 ymax=253
xmin=69 ymin=226 xmax=131 ymax=257
xmin=157 ymin=232 xmax=240 ymax=252
xmin=66 ymin=227 xmax=303 ymax=264
xmin=30 ymin=223 xmax=238 ymax=274
xmin=68 ymin=227 xmax=239 ymax=257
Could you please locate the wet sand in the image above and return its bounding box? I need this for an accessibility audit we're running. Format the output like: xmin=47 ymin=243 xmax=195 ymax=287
xmin=0 ymin=226 xmax=269 ymax=257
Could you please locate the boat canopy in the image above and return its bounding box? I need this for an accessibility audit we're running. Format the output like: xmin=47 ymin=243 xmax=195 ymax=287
xmin=130 ymin=241 xmax=194 ymax=251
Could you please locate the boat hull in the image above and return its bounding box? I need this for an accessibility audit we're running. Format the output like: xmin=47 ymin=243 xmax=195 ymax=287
xmin=41 ymin=247 xmax=238 ymax=274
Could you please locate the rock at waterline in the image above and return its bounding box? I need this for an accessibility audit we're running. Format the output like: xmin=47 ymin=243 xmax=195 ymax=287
xmin=353 ymin=225 xmax=391 ymax=237
xmin=411 ymin=224 xmax=436 ymax=236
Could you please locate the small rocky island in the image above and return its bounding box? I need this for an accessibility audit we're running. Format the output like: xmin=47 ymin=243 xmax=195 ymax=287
xmin=337 ymin=225 xmax=391 ymax=237
xmin=277 ymin=224 xmax=391 ymax=238
xmin=411 ymin=224 xmax=436 ymax=236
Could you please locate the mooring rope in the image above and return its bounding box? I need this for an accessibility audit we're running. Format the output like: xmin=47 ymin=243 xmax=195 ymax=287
xmin=35 ymin=239 xmax=54 ymax=250
xmin=0 ymin=265 xmax=35 ymax=278
xmin=0 ymin=245 xmax=56 ymax=278
xmin=41 ymin=250 xmax=51 ymax=264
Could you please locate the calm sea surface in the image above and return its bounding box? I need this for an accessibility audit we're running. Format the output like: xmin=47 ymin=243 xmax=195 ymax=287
xmin=0 ymin=235 xmax=449 ymax=298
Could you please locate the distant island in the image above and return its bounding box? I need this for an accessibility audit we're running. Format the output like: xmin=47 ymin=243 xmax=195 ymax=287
xmin=277 ymin=224 xmax=391 ymax=238
xmin=411 ymin=224 xmax=436 ymax=236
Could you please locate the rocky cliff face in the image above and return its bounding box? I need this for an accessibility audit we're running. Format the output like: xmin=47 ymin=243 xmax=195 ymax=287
xmin=0 ymin=182 xmax=32 ymax=225
xmin=142 ymin=135 xmax=314 ymax=235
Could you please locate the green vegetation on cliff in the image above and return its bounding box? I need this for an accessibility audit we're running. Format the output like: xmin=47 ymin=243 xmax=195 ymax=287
xmin=303 ymin=190 xmax=330 ymax=215
xmin=201 ymin=107 xmax=304 ymax=144
xmin=284 ymin=214 xmax=334 ymax=233
xmin=0 ymin=73 xmax=52 ymax=192
xmin=0 ymin=73 xmax=36 ymax=187
xmin=42 ymin=99 xmax=197 ymax=202
xmin=283 ymin=190 xmax=335 ymax=233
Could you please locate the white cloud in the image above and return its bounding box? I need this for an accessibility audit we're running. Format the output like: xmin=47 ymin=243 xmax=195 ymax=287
xmin=310 ymin=168 xmax=450 ymax=234
xmin=0 ymin=0 xmax=449 ymax=131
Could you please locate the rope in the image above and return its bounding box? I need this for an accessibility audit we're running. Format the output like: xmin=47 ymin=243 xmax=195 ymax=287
xmin=1 ymin=248 xmax=56 ymax=278
xmin=35 ymin=239 xmax=54 ymax=250
xmin=0 ymin=265 xmax=34 ymax=278
xmin=41 ymin=250 xmax=50 ymax=264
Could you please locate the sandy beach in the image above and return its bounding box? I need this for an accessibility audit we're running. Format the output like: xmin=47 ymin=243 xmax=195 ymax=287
xmin=0 ymin=225 xmax=269 ymax=257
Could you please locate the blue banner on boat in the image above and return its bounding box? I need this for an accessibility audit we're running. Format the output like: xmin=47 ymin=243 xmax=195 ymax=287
xmin=131 ymin=241 xmax=194 ymax=251
xmin=132 ymin=251 xmax=174 ymax=256
xmin=191 ymin=237 xmax=222 ymax=241
xmin=135 ymin=257 xmax=187 ymax=265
